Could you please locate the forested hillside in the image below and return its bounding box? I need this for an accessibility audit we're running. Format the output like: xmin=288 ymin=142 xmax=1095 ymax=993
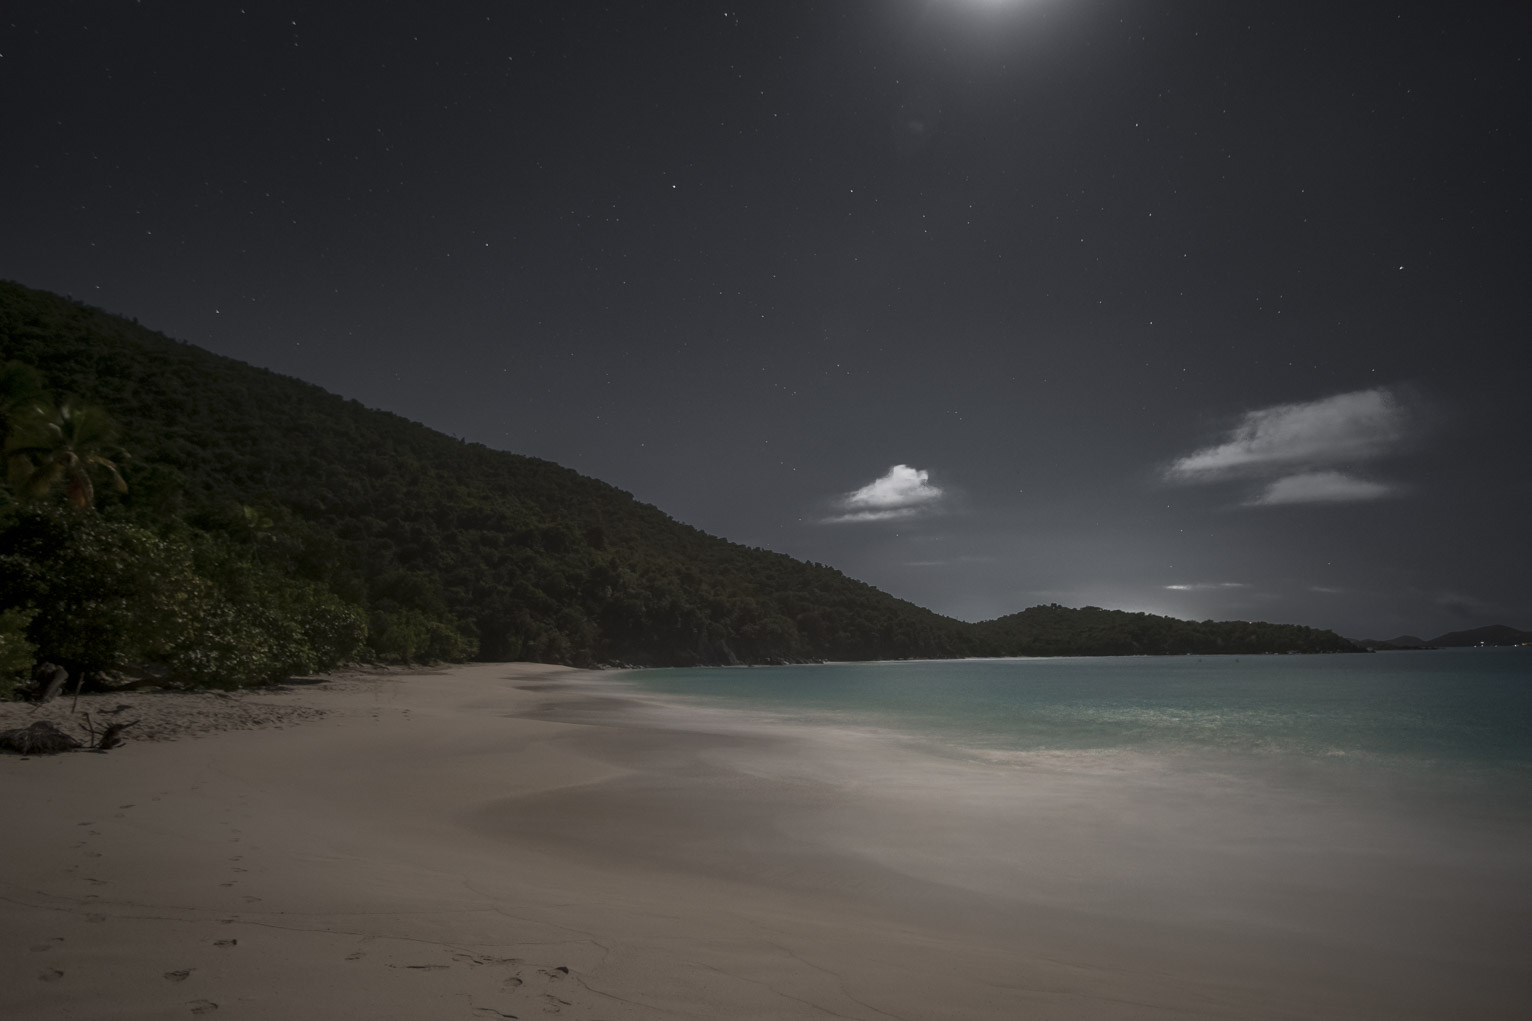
xmin=0 ymin=281 xmax=976 ymax=676
xmin=0 ymin=280 xmax=1354 ymax=689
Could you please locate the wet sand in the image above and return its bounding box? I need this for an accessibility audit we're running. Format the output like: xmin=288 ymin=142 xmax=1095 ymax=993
xmin=2 ymin=663 xmax=1525 ymax=1019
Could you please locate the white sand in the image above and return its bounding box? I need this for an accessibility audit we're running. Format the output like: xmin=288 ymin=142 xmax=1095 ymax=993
xmin=1 ymin=663 xmax=1523 ymax=1019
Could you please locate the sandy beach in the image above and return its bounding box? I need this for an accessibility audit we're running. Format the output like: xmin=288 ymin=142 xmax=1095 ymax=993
xmin=2 ymin=663 xmax=1524 ymax=1020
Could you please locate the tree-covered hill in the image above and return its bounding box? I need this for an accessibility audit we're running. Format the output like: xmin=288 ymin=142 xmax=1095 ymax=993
xmin=1 ymin=280 xmax=1355 ymax=683
xmin=0 ymin=280 xmax=975 ymax=669
xmin=973 ymin=604 xmax=1357 ymax=657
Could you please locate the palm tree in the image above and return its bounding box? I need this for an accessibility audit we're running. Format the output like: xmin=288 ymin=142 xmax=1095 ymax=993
xmin=4 ymin=398 xmax=128 ymax=509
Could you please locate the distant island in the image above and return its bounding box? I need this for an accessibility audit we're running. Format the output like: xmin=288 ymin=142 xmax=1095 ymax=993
xmin=0 ymin=280 xmax=1439 ymax=693
xmin=1353 ymin=625 xmax=1532 ymax=650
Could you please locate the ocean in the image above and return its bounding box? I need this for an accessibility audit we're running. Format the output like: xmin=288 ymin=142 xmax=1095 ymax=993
xmin=622 ymin=648 xmax=1532 ymax=775
xmin=533 ymin=648 xmax=1532 ymax=1012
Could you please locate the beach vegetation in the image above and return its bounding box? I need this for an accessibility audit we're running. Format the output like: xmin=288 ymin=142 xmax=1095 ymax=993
xmin=0 ymin=505 xmax=366 ymax=689
xmin=0 ymin=607 xmax=37 ymax=699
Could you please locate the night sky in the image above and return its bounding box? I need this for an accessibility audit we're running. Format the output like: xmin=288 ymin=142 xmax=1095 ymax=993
xmin=3 ymin=1 xmax=1527 ymax=640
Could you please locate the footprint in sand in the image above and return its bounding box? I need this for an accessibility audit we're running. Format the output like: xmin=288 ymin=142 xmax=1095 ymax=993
xmin=188 ymin=999 xmax=218 ymax=1015
xmin=344 ymin=951 xmax=365 ymax=962
xmin=213 ymin=939 xmax=237 ymax=948
xmin=38 ymin=967 xmax=64 ymax=982
xmin=30 ymin=938 xmax=64 ymax=952
xmin=453 ymin=953 xmax=521 ymax=968
xmin=495 ymin=967 xmax=576 ymax=1015
xmin=164 ymin=969 xmax=192 ymax=982
xmin=470 ymin=1009 xmax=519 ymax=1019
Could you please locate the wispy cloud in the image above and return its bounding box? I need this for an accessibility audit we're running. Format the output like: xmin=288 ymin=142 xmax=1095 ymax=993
xmin=1164 ymin=582 xmax=1250 ymax=592
xmin=823 ymin=464 xmax=945 ymax=524
xmin=1166 ymin=387 xmax=1410 ymax=506
xmin=904 ymin=554 xmax=997 ymax=568
xmin=1433 ymin=589 xmax=1501 ymax=622
xmin=1248 ymin=470 xmax=1394 ymax=505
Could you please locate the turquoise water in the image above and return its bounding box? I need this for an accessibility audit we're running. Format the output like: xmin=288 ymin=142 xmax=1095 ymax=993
xmin=622 ymin=649 xmax=1532 ymax=776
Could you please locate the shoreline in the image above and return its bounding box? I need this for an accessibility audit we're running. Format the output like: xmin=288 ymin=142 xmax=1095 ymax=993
xmin=3 ymin=662 xmax=1524 ymax=1019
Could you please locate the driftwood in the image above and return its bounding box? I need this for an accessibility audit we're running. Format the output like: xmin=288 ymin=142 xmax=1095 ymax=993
xmin=0 ymin=714 xmax=141 ymax=755
xmin=81 ymin=712 xmax=141 ymax=751
xmin=96 ymin=721 xmax=138 ymax=750
xmin=0 ymin=721 xmax=83 ymax=755
xmin=34 ymin=662 xmax=69 ymax=705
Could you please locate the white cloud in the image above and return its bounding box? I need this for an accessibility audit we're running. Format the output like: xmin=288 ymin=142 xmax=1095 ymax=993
xmin=1165 ymin=387 xmax=1415 ymax=506
xmin=1167 ymin=388 xmax=1406 ymax=481
xmin=823 ymin=464 xmax=944 ymax=524
xmin=846 ymin=464 xmax=944 ymax=509
xmin=1249 ymin=471 xmax=1395 ymax=505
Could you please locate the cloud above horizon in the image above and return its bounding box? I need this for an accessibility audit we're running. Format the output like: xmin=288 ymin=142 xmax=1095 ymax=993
xmin=1167 ymin=388 xmax=1409 ymax=505
xmin=824 ymin=464 xmax=945 ymax=523
xmin=1248 ymin=470 xmax=1395 ymax=505
xmin=1164 ymin=581 xmax=1250 ymax=592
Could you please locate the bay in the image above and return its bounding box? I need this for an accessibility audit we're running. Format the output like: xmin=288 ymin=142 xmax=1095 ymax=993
xmin=624 ymin=648 xmax=1532 ymax=776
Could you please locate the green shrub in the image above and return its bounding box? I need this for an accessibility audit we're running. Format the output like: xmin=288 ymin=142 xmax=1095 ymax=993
xmin=0 ymin=607 xmax=37 ymax=699
xmin=0 ymin=506 xmax=202 ymax=675
xmin=367 ymin=606 xmax=476 ymax=663
xmin=0 ymin=507 xmax=366 ymax=688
